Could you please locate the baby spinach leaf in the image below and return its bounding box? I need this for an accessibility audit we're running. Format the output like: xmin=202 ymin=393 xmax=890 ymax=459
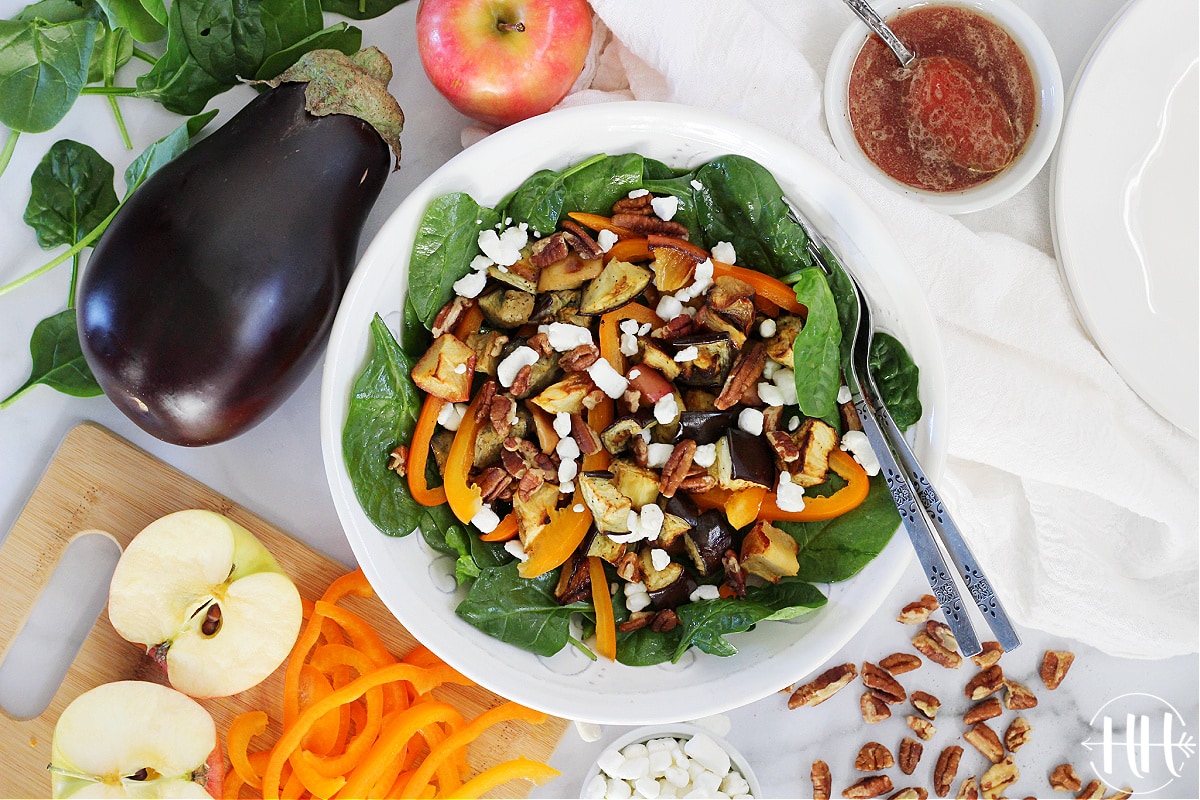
xmin=15 ymin=0 xmax=102 ymax=23
xmin=87 ymin=23 xmax=132 ymax=84
xmin=132 ymin=5 xmax=227 ymax=115
xmin=1 ymin=309 xmax=100 ymax=408
xmin=23 ymin=139 xmax=118 ymax=250
xmin=670 ymin=580 xmax=827 ymax=660
xmin=123 ymin=109 xmax=216 ymax=191
xmin=617 ymin=623 xmax=682 ymax=666
xmin=790 ymin=267 xmax=841 ymax=425
xmin=0 ymin=17 xmax=97 ymax=132
xmin=456 ymin=563 xmax=586 ymax=657
xmin=408 ymin=192 xmax=499 ymax=329
xmin=94 ymin=0 xmax=164 ymax=43
xmin=254 ymin=22 xmax=361 ymax=80
xmin=869 ymin=331 xmax=922 ymax=432
xmin=500 ymin=153 xmax=642 ymax=234
xmin=320 ymin=0 xmax=410 ymax=21
xmin=779 ymin=473 xmax=900 ymax=583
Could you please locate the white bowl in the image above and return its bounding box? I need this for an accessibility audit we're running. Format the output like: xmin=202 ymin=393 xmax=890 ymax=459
xmin=320 ymin=100 xmax=948 ymax=724
xmin=824 ymin=0 xmax=1065 ymax=214
xmin=579 ymin=724 xmax=762 ymax=799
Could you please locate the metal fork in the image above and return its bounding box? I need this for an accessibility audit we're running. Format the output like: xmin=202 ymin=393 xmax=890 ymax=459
xmin=785 ymin=201 xmax=1018 ymax=655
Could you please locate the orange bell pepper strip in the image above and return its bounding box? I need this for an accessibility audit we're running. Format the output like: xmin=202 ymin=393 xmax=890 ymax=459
xmin=452 ymin=302 xmax=484 ymax=339
xmin=588 ymin=556 xmax=617 ymax=660
xmin=444 ymin=391 xmax=487 ymax=524
xmin=321 ymin=567 xmax=374 ymax=605
xmin=478 ymin=511 xmax=518 ymax=542
xmin=693 ymin=449 xmax=870 ymax=522
xmin=582 ymin=400 xmax=613 ymax=472
xmin=408 ymin=395 xmax=447 ymax=507
xmin=448 ymin=757 xmax=561 ymax=799
xmin=604 ymin=236 xmax=652 ymax=264
xmin=566 ymin=211 xmax=640 ymax=237
xmin=517 ymin=491 xmax=592 ymax=579
xmin=298 ymin=665 xmax=341 ymax=756
xmin=282 ymin=606 xmax=326 ymax=729
xmin=335 ymin=702 xmax=463 ymax=800
xmin=290 ymin=749 xmax=347 ymax=799
xmin=711 ymin=260 xmax=804 ymax=314
xmin=718 ymin=485 xmax=768 ymax=529
xmin=279 ymin=767 xmax=305 ymax=800
xmin=222 ymin=765 xmax=245 ymax=800
xmin=226 ymin=710 xmax=269 ymax=790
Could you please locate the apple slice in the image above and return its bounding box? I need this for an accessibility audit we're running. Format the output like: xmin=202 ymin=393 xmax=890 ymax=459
xmin=50 ymin=680 xmax=223 ymax=799
xmin=108 ymin=509 xmax=302 ymax=698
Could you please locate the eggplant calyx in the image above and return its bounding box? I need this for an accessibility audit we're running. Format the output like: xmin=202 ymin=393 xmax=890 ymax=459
xmin=255 ymin=47 xmax=405 ymax=169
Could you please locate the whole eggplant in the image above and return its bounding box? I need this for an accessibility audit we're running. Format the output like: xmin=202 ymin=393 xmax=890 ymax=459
xmin=78 ymin=50 xmax=403 ymax=446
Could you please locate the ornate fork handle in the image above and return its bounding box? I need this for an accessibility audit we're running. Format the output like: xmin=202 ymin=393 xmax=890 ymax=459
xmin=840 ymin=0 xmax=917 ymax=67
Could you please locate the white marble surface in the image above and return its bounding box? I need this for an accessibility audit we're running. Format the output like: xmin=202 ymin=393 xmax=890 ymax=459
xmin=0 ymin=0 xmax=1195 ymax=798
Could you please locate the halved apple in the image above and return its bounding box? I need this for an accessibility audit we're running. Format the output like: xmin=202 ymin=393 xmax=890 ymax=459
xmin=50 ymin=680 xmax=223 ymax=799
xmin=108 ymin=509 xmax=302 ymax=698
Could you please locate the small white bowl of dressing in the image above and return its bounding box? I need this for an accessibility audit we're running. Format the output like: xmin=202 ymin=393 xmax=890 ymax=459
xmin=579 ymin=724 xmax=761 ymax=799
xmin=824 ymin=0 xmax=1064 ymax=214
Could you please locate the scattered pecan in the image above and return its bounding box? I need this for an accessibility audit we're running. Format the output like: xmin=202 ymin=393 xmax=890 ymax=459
xmin=387 ymin=445 xmax=409 ymax=476
xmin=911 ymin=690 xmax=941 ymax=719
xmin=1048 ymin=764 xmax=1081 ymax=792
xmin=906 ymin=715 xmax=936 ymax=741
xmin=762 ymin=404 xmax=785 ymax=433
xmin=933 ymin=746 xmax=963 ymax=798
xmin=679 ymin=474 xmax=718 ymax=493
xmin=767 ymin=429 xmax=801 ymax=463
xmin=963 ymin=697 xmax=1002 ymax=725
xmin=650 ymin=314 xmax=696 ymax=341
xmin=955 ymin=777 xmax=979 ymax=800
xmin=582 ymin=387 xmax=608 ymax=410
xmin=862 ymin=661 xmax=907 ymax=704
xmin=528 ymin=231 xmax=569 ymax=268
xmin=560 ymin=218 xmax=605 ymax=259
xmin=1075 ymin=780 xmax=1104 ymax=799
xmin=842 ymin=775 xmax=893 ymax=799
xmin=651 ymin=609 xmax=679 ymax=632
xmin=811 ymin=760 xmax=832 ymax=800
xmin=963 ymin=722 xmax=1004 ymax=764
xmin=1003 ymin=717 xmax=1031 ymax=752
xmin=898 ymin=594 xmax=939 ymax=624
xmin=1108 ymin=787 xmax=1133 ymax=800
xmin=888 ymin=790 xmax=928 ymax=800
xmin=855 ymin=742 xmax=894 ymax=772
xmin=714 ymin=341 xmax=766 ymax=410
xmin=611 ymin=213 xmax=690 ymax=238
xmin=560 ymin=343 xmax=600 ymax=372
xmin=789 ymin=663 xmax=859 ymax=709
xmin=509 ymin=363 xmax=533 ymax=397
xmin=979 ymin=757 xmax=1018 ymax=799
xmin=475 ymin=380 xmax=498 ymax=423
xmin=570 ymin=413 xmax=603 ymax=456
xmin=476 ymin=467 xmax=513 ymax=503
xmin=925 ymin=620 xmax=959 ymax=653
xmin=431 ymin=296 xmax=473 ymax=337
xmin=659 ymin=439 xmax=697 ymax=497
xmin=912 ymin=631 xmax=962 ymax=669
xmin=516 ymin=470 xmax=545 ymax=502
xmin=500 ymin=447 xmax=528 ymax=479
xmin=618 ymin=611 xmax=654 ymax=633
xmin=880 ymin=653 xmax=922 ymax=675
xmin=611 ymin=194 xmax=653 ymax=215
xmin=489 ymin=395 xmax=515 ymax=438
xmin=629 ymin=435 xmax=651 ymax=468
xmin=964 ymin=665 xmax=1005 ymax=700
xmin=897 ymin=738 xmax=922 ymax=775
xmin=861 ymin=692 xmax=891 ymax=724
xmin=1041 ymin=649 xmax=1075 ymax=690
xmin=526 ymin=331 xmax=553 ymax=357
xmin=1003 ymin=678 xmax=1038 ymax=710
xmin=615 ymin=551 xmax=641 ymax=584
xmin=722 ymin=550 xmax=747 ymax=599
xmin=970 ymin=641 xmax=1004 ymax=668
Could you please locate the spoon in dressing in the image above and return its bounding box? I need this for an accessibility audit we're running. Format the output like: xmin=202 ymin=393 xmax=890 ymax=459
xmin=841 ymin=0 xmax=1017 ymax=173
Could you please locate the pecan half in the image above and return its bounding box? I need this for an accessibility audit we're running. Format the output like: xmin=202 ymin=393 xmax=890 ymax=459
xmin=964 ymin=665 xmax=1005 ymax=700
xmin=789 ymin=663 xmax=859 ymax=709
xmin=516 ymin=470 xmax=545 ymax=503
xmin=933 ymin=746 xmax=963 ymax=798
xmin=629 ymin=435 xmax=651 ymax=468
xmin=1076 ymin=780 xmax=1104 ymax=799
xmin=611 ymin=213 xmax=690 ymax=238
xmin=880 ymin=653 xmax=922 ymax=675
xmin=651 ymin=608 xmax=679 ymax=632
xmin=1003 ymin=717 xmax=1031 ymax=752
xmin=979 ymin=757 xmax=1018 ymax=799
xmin=611 ymin=194 xmax=653 ymax=215
xmin=475 ymin=380 xmax=498 ymax=423
xmin=861 ymin=693 xmax=892 ymax=724
xmin=560 ymin=343 xmax=600 ymax=372
xmin=1048 ymin=764 xmax=1081 ymax=792
xmin=500 ymin=448 xmax=528 ymax=478
xmin=925 ymin=620 xmax=959 ymax=653
xmin=615 ymin=551 xmax=641 ymax=584
xmin=489 ymin=395 xmax=515 ymax=438
xmin=722 ymin=550 xmax=747 ymax=599
xmin=912 ymin=631 xmax=962 ymax=669
xmin=963 ymin=697 xmax=1002 ymax=725
xmin=767 ymin=429 xmax=802 ymax=463
xmin=898 ymin=594 xmax=939 ymax=624
xmin=911 ymin=690 xmax=941 ymax=719
xmin=906 ymin=715 xmax=936 ymax=741
xmin=862 ymin=661 xmax=907 ymax=704
xmin=431 ymin=296 xmax=474 ymax=337
xmin=618 ymin=611 xmax=654 ymax=632
xmin=1003 ymin=678 xmax=1038 ymax=710
xmin=811 ymin=760 xmax=832 ymax=800
xmin=1040 ymin=649 xmax=1075 ymax=690
xmin=560 ymin=219 xmax=605 ymax=260
xmin=888 ymin=790 xmax=928 ymax=800
xmin=842 ymin=775 xmax=894 ymax=799
xmin=714 ymin=341 xmax=766 ymax=410
xmin=526 ymin=331 xmax=553 ymax=357
xmin=659 ymin=439 xmax=697 ymax=498
xmin=963 ymin=722 xmax=1004 ymax=764
xmin=387 ymin=445 xmax=408 ymax=476
xmin=897 ymin=738 xmax=922 ymax=775
xmin=529 ymin=231 xmax=569 ymax=267
xmin=509 ymin=363 xmax=533 ymax=397
xmin=855 ymin=742 xmax=894 ymax=772
xmin=679 ymin=473 xmax=718 ymax=493
xmin=970 ymin=641 xmax=1004 ymax=668
xmin=955 ymin=777 xmax=979 ymax=800
xmin=476 ymin=467 xmax=513 ymax=503
xmin=570 ymin=413 xmax=603 ymax=456
xmin=650 ymin=314 xmax=696 ymax=341
xmin=1108 ymin=787 xmax=1134 ymax=800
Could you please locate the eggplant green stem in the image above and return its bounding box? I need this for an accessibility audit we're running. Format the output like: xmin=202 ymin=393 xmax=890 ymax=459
xmin=0 ymin=129 xmax=18 ymax=182
xmin=0 ymin=205 xmax=120 ymax=298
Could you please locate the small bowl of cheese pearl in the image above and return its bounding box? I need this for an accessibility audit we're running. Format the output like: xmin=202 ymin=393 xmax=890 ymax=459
xmin=580 ymin=724 xmax=760 ymax=799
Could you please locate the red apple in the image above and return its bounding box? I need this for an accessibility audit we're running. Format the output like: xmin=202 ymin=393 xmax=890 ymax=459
xmin=417 ymin=0 xmax=593 ymax=128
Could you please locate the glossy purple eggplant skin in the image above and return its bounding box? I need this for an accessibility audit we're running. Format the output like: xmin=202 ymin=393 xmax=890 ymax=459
xmin=78 ymin=83 xmax=389 ymax=446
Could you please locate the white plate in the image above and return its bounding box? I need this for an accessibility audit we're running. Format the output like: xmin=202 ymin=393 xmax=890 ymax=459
xmin=319 ymin=101 xmax=948 ymax=724
xmin=1051 ymin=0 xmax=1199 ymax=436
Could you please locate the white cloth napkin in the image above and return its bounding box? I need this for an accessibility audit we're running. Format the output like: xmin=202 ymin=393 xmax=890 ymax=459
xmin=542 ymin=0 xmax=1199 ymax=658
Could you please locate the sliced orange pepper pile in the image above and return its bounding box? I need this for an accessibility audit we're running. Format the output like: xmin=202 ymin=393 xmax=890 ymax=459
xmin=224 ymin=568 xmax=560 ymax=799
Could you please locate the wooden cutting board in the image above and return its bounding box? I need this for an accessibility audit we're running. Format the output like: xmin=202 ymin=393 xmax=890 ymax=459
xmin=0 ymin=422 xmax=567 ymax=798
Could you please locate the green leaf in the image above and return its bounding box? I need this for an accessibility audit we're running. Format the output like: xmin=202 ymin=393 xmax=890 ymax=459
xmin=500 ymin=153 xmax=646 ymax=235
xmin=93 ymin=0 xmax=164 ymax=43
xmin=790 ymin=267 xmax=842 ymax=424
xmin=15 ymin=0 xmax=103 ymax=24
xmin=254 ymin=22 xmax=361 ymax=80
xmin=670 ymin=580 xmax=827 ymax=660
xmin=122 ymin=109 xmax=215 ymax=191
xmin=320 ymin=0 xmax=411 ymax=21
xmin=408 ymin=193 xmax=499 ymax=329
xmin=456 ymin=563 xmax=586 ymax=657
xmin=87 ymin=22 xmax=132 ymax=83
xmin=869 ymin=331 xmax=922 ymax=431
xmin=778 ymin=472 xmax=901 ymax=583
xmin=23 ymin=139 xmax=118 ymax=250
xmin=0 ymin=17 xmax=97 ymax=132
xmin=1 ymin=309 xmax=101 ymax=408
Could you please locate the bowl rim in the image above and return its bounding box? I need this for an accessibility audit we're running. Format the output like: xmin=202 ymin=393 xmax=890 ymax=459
xmin=319 ymin=99 xmax=949 ymax=724
xmin=578 ymin=723 xmax=762 ymax=799
xmin=823 ymin=0 xmax=1065 ymax=214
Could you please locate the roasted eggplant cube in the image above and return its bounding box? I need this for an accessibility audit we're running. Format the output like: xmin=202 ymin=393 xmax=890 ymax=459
xmin=537 ymin=252 xmax=603 ymax=291
xmin=584 ymin=530 xmax=628 ymax=566
xmin=610 ymin=459 xmax=661 ymax=510
xmin=715 ymin=429 xmax=776 ymax=490
xmin=579 ymin=259 xmax=653 ymax=315
xmin=764 ymin=314 xmax=805 ymax=366
xmin=600 ymin=416 xmax=652 ymax=455
xmin=479 ymin=288 xmax=536 ymax=329
xmin=683 ymin=510 xmax=735 ymax=576
xmin=488 ymin=257 xmax=541 ymax=294
xmin=639 ymin=340 xmax=682 ymax=381
xmin=411 ymin=333 xmax=476 ymax=403
xmin=740 ymin=520 xmax=800 ymax=583
xmin=672 ymin=333 xmax=734 ymax=387
xmin=473 ymin=404 xmax=530 ymax=467
xmin=465 ymin=330 xmax=510 ymax=376
xmin=554 ymin=551 xmax=592 ymax=605
xmin=675 ymin=410 xmax=738 ymax=446
xmin=530 ymin=289 xmax=589 ymax=326
xmin=638 ymin=547 xmax=695 ymax=609
xmin=529 ymin=372 xmax=595 ymax=414
xmin=513 ymin=481 xmax=562 ymax=553
xmin=579 ymin=473 xmax=633 ymax=534
xmin=792 ymin=418 xmax=840 ymax=487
